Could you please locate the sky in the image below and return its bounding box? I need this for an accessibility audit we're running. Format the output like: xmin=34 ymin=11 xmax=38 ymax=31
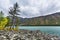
xmin=0 ymin=0 xmax=60 ymax=18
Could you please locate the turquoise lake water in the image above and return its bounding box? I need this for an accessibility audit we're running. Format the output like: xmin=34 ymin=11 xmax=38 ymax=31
xmin=19 ymin=26 xmax=60 ymax=36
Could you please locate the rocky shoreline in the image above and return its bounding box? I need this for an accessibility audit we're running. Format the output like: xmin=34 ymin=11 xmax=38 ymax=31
xmin=0 ymin=29 xmax=60 ymax=40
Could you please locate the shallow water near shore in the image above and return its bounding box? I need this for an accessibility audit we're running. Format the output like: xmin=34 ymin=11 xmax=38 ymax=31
xmin=19 ymin=26 xmax=60 ymax=36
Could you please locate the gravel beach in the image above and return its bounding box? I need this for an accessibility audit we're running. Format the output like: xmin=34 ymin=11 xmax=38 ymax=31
xmin=0 ymin=29 xmax=60 ymax=40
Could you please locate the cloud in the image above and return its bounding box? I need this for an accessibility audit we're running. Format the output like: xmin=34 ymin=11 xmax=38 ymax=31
xmin=20 ymin=6 xmax=40 ymax=17
xmin=0 ymin=0 xmax=60 ymax=18
xmin=0 ymin=0 xmax=10 ymax=9
xmin=0 ymin=0 xmax=13 ymax=16
xmin=19 ymin=0 xmax=60 ymax=18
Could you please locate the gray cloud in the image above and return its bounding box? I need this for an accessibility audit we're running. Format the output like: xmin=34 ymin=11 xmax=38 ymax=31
xmin=0 ymin=0 xmax=60 ymax=18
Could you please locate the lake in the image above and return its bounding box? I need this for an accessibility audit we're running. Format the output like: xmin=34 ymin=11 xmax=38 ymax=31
xmin=19 ymin=26 xmax=60 ymax=36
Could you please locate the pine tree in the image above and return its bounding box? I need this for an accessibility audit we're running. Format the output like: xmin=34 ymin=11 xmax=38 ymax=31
xmin=9 ymin=2 xmax=20 ymax=30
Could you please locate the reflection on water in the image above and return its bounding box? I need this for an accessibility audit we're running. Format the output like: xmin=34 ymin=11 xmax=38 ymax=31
xmin=19 ymin=26 xmax=60 ymax=36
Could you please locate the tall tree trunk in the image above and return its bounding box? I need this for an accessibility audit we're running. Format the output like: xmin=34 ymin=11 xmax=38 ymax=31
xmin=12 ymin=16 xmax=15 ymax=30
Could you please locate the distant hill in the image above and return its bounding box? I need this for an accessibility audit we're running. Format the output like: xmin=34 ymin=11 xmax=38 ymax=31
xmin=7 ymin=12 xmax=60 ymax=26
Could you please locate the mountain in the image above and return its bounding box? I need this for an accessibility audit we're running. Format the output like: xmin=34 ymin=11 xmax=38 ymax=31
xmin=20 ymin=12 xmax=60 ymax=25
xmin=7 ymin=12 xmax=60 ymax=26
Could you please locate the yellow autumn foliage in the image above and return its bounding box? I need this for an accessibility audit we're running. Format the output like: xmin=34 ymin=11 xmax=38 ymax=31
xmin=0 ymin=17 xmax=19 ymax=31
xmin=0 ymin=17 xmax=8 ymax=30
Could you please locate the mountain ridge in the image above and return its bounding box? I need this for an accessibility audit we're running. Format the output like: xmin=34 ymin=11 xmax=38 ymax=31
xmin=20 ymin=12 xmax=60 ymax=25
xmin=7 ymin=12 xmax=60 ymax=26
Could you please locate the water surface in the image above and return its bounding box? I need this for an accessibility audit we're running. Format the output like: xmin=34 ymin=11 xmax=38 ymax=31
xmin=19 ymin=26 xmax=60 ymax=36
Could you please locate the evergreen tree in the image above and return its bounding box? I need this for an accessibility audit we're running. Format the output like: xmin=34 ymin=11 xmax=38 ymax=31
xmin=9 ymin=2 xmax=20 ymax=29
xmin=0 ymin=11 xmax=4 ymax=21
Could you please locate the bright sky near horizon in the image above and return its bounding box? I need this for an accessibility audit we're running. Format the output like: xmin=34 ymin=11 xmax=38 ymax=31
xmin=0 ymin=0 xmax=60 ymax=18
